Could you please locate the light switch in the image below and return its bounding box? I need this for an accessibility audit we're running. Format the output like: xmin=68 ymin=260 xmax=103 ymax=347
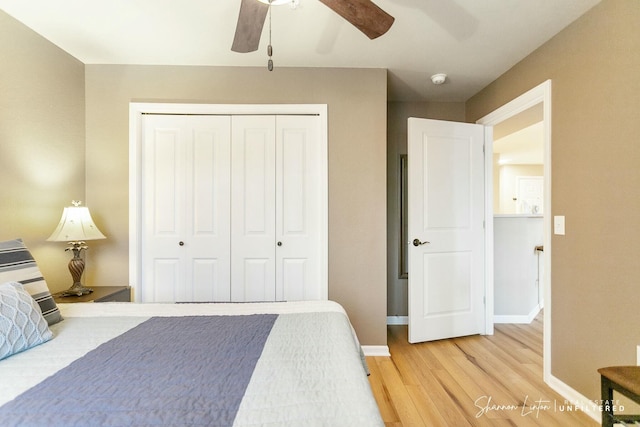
xmin=554 ymin=215 xmax=565 ymax=235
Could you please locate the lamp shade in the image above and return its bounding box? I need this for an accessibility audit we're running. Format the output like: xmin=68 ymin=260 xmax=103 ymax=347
xmin=47 ymin=204 xmax=106 ymax=242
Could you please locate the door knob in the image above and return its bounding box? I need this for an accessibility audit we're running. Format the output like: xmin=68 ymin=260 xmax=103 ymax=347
xmin=277 ymin=241 xmax=282 ymax=247
xmin=179 ymin=241 xmax=184 ymax=246
xmin=412 ymin=238 xmax=430 ymax=247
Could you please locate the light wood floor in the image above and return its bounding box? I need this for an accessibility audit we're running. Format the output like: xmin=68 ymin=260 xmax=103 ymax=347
xmin=366 ymin=313 xmax=598 ymax=426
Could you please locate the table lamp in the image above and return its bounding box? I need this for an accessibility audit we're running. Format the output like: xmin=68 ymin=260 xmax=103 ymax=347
xmin=47 ymin=200 xmax=106 ymax=296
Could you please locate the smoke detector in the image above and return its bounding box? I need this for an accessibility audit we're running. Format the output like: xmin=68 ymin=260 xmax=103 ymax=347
xmin=431 ymin=73 xmax=447 ymax=85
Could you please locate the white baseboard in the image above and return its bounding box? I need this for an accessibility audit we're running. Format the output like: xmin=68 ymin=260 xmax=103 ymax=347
xmin=394 ymin=306 xmax=544 ymax=325
xmin=387 ymin=316 xmax=408 ymax=325
xmin=546 ymin=373 xmax=601 ymax=423
xmin=362 ymin=345 xmax=390 ymax=357
xmin=494 ymin=305 xmax=541 ymax=324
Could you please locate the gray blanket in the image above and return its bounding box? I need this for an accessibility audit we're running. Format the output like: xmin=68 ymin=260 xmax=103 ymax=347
xmin=0 ymin=315 xmax=277 ymax=426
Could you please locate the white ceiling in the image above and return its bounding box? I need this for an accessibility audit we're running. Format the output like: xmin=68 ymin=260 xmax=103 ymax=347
xmin=493 ymin=102 xmax=544 ymax=165
xmin=0 ymin=0 xmax=600 ymax=102
xmin=494 ymin=122 xmax=544 ymax=165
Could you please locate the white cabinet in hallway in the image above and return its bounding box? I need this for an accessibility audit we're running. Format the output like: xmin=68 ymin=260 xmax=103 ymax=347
xmin=493 ymin=215 xmax=544 ymax=323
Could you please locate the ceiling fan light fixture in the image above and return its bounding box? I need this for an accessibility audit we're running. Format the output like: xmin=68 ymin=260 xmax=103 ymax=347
xmin=258 ymin=0 xmax=297 ymax=6
xmin=232 ymin=0 xmax=393 ymax=54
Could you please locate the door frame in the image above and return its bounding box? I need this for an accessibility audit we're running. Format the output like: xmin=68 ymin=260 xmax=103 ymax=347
xmin=476 ymin=80 xmax=552 ymax=382
xmin=128 ymin=103 xmax=329 ymax=302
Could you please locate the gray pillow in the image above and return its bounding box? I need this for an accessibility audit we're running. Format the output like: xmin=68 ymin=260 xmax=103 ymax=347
xmin=0 ymin=239 xmax=63 ymax=325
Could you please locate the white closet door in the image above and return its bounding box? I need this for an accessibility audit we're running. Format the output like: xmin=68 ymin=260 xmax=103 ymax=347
xmin=276 ymin=115 xmax=323 ymax=300
xmin=142 ymin=115 xmax=231 ymax=302
xmin=142 ymin=115 xmax=183 ymax=302
xmin=231 ymin=116 xmax=276 ymax=301
xmin=185 ymin=116 xmax=232 ymax=302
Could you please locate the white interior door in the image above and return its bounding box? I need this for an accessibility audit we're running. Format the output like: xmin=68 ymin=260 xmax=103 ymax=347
xmin=408 ymin=118 xmax=486 ymax=343
xmin=276 ymin=115 xmax=323 ymax=300
xmin=186 ymin=116 xmax=232 ymax=301
xmin=231 ymin=116 xmax=277 ymax=301
xmin=131 ymin=103 xmax=329 ymax=304
xmin=142 ymin=115 xmax=184 ymax=302
xmin=142 ymin=115 xmax=231 ymax=302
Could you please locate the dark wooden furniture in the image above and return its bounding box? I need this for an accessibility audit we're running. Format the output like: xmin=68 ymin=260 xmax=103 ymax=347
xmin=598 ymin=366 xmax=640 ymax=427
xmin=53 ymin=286 xmax=131 ymax=303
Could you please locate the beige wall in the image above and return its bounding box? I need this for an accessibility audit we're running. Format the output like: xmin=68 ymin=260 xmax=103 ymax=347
xmin=386 ymin=101 xmax=465 ymax=316
xmin=84 ymin=65 xmax=388 ymax=345
xmin=467 ymin=0 xmax=640 ymax=399
xmin=0 ymin=11 xmax=85 ymax=288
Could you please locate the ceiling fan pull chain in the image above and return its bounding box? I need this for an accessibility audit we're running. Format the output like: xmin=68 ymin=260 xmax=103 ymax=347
xmin=267 ymin=1 xmax=274 ymax=71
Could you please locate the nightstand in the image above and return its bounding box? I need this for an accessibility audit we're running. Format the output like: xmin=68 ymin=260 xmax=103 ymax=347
xmin=53 ymin=286 xmax=131 ymax=303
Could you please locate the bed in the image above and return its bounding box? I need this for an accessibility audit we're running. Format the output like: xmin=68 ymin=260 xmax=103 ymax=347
xmin=0 ymin=238 xmax=382 ymax=425
xmin=0 ymin=299 xmax=383 ymax=426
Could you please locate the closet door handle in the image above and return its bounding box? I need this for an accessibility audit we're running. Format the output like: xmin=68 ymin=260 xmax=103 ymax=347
xmin=412 ymin=238 xmax=430 ymax=247
xmin=179 ymin=241 xmax=185 ymax=246
xmin=277 ymin=241 xmax=282 ymax=247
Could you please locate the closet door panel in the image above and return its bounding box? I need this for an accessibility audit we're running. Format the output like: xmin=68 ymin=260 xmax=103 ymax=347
xmin=276 ymin=116 xmax=323 ymax=301
xmin=184 ymin=116 xmax=231 ymax=302
xmin=190 ymin=129 xmax=218 ymax=234
xmin=143 ymin=115 xmax=186 ymax=302
xmin=142 ymin=115 xmax=231 ymax=302
xmin=152 ymin=259 xmax=180 ymax=302
xmin=191 ymin=259 xmax=219 ymax=301
xmin=146 ymin=117 xmax=183 ymax=238
xmin=280 ymin=132 xmax=306 ymax=233
xmin=231 ymin=116 xmax=276 ymax=301
xmin=281 ymin=259 xmax=307 ymax=301
xmin=243 ymin=134 xmax=270 ymax=233
xmin=243 ymin=259 xmax=272 ymax=301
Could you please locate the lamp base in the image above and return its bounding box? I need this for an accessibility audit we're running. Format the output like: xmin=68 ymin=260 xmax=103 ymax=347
xmin=60 ymin=283 xmax=94 ymax=297
xmin=62 ymin=243 xmax=93 ymax=297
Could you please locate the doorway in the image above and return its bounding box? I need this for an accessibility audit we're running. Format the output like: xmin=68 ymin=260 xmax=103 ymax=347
xmin=493 ymin=105 xmax=545 ymax=323
xmin=476 ymin=79 xmax=552 ymax=382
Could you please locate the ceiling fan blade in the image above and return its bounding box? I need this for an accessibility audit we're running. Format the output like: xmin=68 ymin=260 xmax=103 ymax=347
xmin=231 ymin=0 xmax=269 ymax=53
xmin=318 ymin=0 xmax=394 ymax=39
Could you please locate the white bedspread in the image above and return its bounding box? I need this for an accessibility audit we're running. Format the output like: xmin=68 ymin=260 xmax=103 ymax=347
xmin=0 ymin=301 xmax=383 ymax=426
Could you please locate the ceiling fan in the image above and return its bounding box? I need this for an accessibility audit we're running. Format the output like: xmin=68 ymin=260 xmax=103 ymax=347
xmin=231 ymin=0 xmax=395 ymax=53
